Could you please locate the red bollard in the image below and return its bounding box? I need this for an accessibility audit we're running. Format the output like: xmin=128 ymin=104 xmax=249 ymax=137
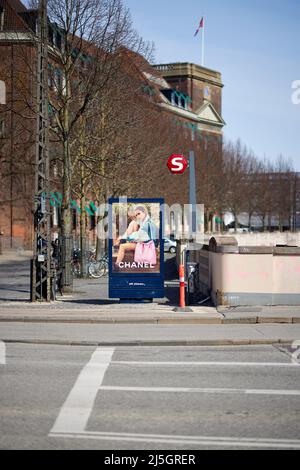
xmin=173 ymin=263 xmax=192 ymax=313
xmin=179 ymin=264 xmax=185 ymax=308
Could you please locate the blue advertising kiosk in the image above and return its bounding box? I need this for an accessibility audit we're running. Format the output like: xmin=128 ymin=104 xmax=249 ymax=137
xmin=109 ymin=198 xmax=165 ymax=301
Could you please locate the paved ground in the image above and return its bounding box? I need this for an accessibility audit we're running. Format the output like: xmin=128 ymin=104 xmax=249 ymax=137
xmin=0 ymin=252 xmax=180 ymax=306
xmin=0 ymin=343 xmax=300 ymax=450
xmin=0 ymin=254 xmax=31 ymax=303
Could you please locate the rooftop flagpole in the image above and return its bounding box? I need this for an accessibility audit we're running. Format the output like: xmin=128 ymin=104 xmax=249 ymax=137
xmin=194 ymin=17 xmax=205 ymax=67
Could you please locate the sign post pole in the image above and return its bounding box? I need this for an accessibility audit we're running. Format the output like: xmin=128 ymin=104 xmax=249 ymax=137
xmin=167 ymin=151 xmax=195 ymax=313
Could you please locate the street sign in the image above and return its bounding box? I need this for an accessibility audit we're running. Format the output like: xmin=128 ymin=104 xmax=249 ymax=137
xmin=41 ymin=194 xmax=46 ymax=214
xmin=167 ymin=154 xmax=188 ymax=175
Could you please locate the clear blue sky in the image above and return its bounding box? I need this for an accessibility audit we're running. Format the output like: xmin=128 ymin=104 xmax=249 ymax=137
xmin=125 ymin=0 xmax=300 ymax=170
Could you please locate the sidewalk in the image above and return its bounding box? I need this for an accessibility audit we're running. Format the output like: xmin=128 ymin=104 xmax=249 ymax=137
xmin=1 ymin=251 xmax=300 ymax=328
xmin=1 ymin=289 xmax=300 ymax=325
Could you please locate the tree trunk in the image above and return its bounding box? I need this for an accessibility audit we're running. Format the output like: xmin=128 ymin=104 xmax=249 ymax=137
xmin=62 ymin=138 xmax=73 ymax=292
xmin=248 ymin=212 xmax=253 ymax=231
xmin=234 ymin=211 xmax=238 ymax=232
xmin=264 ymin=213 xmax=269 ymax=232
xmin=96 ymin=203 xmax=107 ymax=260
xmin=61 ymin=66 xmax=74 ymax=292
xmin=79 ymin=197 xmax=87 ymax=278
xmin=79 ymin=145 xmax=87 ymax=277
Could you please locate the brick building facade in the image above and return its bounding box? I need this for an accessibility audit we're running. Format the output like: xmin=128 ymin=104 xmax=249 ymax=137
xmin=0 ymin=0 xmax=225 ymax=249
xmin=0 ymin=0 xmax=37 ymax=249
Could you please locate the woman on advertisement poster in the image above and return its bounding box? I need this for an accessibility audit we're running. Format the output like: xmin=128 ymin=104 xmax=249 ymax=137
xmin=113 ymin=205 xmax=159 ymax=273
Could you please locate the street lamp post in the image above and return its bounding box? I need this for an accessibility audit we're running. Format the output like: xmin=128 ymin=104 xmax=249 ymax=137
xmin=189 ymin=127 xmax=197 ymax=235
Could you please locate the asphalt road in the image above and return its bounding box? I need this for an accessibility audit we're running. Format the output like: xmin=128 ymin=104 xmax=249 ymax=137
xmin=1 ymin=343 xmax=300 ymax=450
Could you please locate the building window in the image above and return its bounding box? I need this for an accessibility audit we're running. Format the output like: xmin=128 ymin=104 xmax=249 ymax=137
xmin=0 ymin=7 xmax=4 ymax=31
xmin=168 ymin=90 xmax=190 ymax=110
xmin=0 ymin=119 xmax=5 ymax=138
xmin=48 ymin=64 xmax=54 ymax=89
xmin=48 ymin=103 xmax=57 ymax=128
xmin=0 ymin=80 xmax=6 ymax=105
xmin=54 ymin=68 xmax=63 ymax=92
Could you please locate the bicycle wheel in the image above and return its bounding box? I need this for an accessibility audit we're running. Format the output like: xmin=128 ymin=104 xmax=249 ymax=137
xmin=88 ymin=261 xmax=106 ymax=278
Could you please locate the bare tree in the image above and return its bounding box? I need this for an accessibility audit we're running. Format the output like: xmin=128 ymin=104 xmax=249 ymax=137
xmin=272 ymin=155 xmax=295 ymax=232
xmin=222 ymin=139 xmax=249 ymax=232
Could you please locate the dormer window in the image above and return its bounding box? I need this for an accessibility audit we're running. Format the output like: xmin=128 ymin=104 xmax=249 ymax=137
xmin=171 ymin=91 xmax=176 ymax=106
xmin=48 ymin=26 xmax=54 ymax=45
xmin=161 ymin=89 xmax=191 ymax=110
xmin=48 ymin=23 xmax=64 ymax=50
xmin=55 ymin=31 xmax=62 ymax=50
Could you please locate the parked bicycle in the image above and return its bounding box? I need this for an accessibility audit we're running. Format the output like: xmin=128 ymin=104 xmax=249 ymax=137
xmin=88 ymin=253 xmax=109 ymax=279
xmin=70 ymin=247 xmax=109 ymax=279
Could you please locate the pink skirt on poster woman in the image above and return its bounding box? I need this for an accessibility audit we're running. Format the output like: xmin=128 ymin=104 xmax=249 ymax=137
xmin=134 ymin=241 xmax=157 ymax=265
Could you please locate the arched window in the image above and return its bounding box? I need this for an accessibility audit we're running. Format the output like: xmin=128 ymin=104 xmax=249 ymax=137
xmin=0 ymin=80 xmax=6 ymax=105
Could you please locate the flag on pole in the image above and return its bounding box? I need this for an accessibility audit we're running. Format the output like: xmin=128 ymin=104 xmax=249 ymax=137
xmin=194 ymin=17 xmax=204 ymax=37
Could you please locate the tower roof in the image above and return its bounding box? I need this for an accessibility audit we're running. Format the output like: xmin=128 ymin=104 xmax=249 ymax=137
xmin=153 ymin=62 xmax=223 ymax=88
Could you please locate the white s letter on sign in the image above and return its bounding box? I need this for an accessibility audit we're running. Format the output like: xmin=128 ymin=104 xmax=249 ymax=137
xmin=172 ymin=157 xmax=184 ymax=173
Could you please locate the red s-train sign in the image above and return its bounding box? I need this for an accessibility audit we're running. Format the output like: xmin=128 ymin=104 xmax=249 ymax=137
xmin=167 ymin=154 xmax=188 ymax=175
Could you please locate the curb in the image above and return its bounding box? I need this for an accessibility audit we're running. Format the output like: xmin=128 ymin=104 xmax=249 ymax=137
xmin=2 ymin=338 xmax=294 ymax=347
xmin=0 ymin=316 xmax=299 ymax=325
xmin=222 ymin=317 xmax=300 ymax=325
xmin=0 ymin=316 xmax=222 ymax=325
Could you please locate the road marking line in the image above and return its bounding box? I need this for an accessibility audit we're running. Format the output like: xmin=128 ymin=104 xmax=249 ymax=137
xmin=98 ymin=385 xmax=300 ymax=396
xmin=111 ymin=361 xmax=299 ymax=368
xmin=50 ymin=347 xmax=114 ymax=434
xmin=49 ymin=431 xmax=300 ymax=449
xmin=0 ymin=341 xmax=5 ymax=365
